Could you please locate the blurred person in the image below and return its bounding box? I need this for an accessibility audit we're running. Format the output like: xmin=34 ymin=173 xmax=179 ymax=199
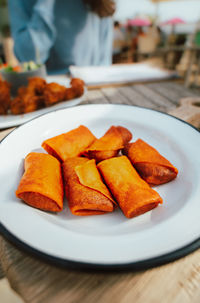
xmin=124 ymin=25 xmax=137 ymax=50
xmin=113 ymin=21 xmax=124 ymax=63
xmin=122 ymin=25 xmax=137 ymax=62
xmin=124 ymin=25 xmax=133 ymax=49
xmin=8 ymin=0 xmax=115 ymax=74
xmin=135 ymin=27 xmax=145 ymax=48
xmin=135 ymin=28 xmax=145 ymax=48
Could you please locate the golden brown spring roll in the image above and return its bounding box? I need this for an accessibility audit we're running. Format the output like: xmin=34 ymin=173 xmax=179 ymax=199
xmin=123 ymin=139 xmax=178 ymax=186
xmin=16 ymin=153 xmax=63 ymax=212
xmin=84 ymin=126 xmax=132 ymax=162
xmin=42 ymin=125 xmax=96 ymax=162
xmin=62 ymin=157 xmax=116 ymax=216
xmin=98 ymin=156 xmax=162 ymax=218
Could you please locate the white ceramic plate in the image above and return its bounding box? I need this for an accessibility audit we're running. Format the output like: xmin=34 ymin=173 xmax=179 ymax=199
xmin=0 ymin=77 xmax=85 ymax=129
xmin=0 ymin=104 xmax=199 ymax=270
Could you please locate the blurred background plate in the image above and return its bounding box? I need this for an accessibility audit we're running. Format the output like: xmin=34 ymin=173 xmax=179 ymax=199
xmin=0 ymin=76 xmax=85 ymax=129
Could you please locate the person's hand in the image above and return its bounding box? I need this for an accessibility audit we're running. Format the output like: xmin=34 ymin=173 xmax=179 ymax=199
xmin=84 ymin=0 xmax=116 ymax=18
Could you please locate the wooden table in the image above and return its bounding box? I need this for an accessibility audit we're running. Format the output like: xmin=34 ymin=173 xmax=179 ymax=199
xmin=0 ymin=81 xmax=200 ymax=303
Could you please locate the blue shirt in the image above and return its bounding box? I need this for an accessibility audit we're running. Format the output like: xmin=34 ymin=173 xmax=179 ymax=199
xmin=8 ymin=0 xmax=113 ymax=74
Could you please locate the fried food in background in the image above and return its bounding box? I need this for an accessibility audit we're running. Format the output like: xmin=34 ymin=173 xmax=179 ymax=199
xmin=10 ymin=97 xmax=24 ymax=115
xmin=43 ymin=82 xmax=67 ymax=106
xmin=70 ymin=78 xmax=85 ymax=98
xmin=10 ymin=93 xmax=45 ymax=114
xmin=17 ymin=86 xmax=28 ymax=97
xmin=10 ymin=77 xmax=46 ymax=114
xmin=64 ymin=87 xmax=77 ymax=100
xmin=22 ymin=94 xmax=44 ymax=113
xmin=0 ymin=77 xmax=85 ymax=115
xmin=62 ymin=157 xmax=115 ymax=216
xmin=62 ymin=78 xmax=85 ymax=101
xmin=84 ymin=126 xmax=132 ymax=162
xmin=27 ymin=77 xmax=46 ymax=95
xmin=0 ymin=80 xmax=11 ymax=115
xmin=71 ymin=78 xmax=84 ymax=87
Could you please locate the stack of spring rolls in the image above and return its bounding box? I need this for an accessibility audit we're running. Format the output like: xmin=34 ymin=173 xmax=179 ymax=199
xmin=16 ymin=125 xmax=178 ymax=219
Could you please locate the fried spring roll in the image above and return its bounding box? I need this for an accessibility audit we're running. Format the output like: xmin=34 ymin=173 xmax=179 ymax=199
xmin=16 ymin=153 xmax=63 ymax=212
xmin=62 ymin=157 xmax=116 ymax=216
xmin=123 ymin=139 xmax=178 ymax=186
xmin=84 ymin=126 xmax=132 ymax=162
xmin=42 ymin=125 xmax=96 ymax=162
xmin=98 ymin=156 xmax=162 ymax=218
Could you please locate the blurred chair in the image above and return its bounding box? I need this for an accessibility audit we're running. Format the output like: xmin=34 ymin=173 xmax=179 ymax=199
xmin=176 ymin=26 xmax=200 ymax=87
xmin=138 ymin=35 xmax=157 ymax=54
xmin=183 ymin=48 xmax=200 ymax=87
xmin=137 ymin=26 xmax=160 ymax=61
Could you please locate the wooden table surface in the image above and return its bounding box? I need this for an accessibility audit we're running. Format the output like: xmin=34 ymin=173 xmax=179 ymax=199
xmin=0 ymin=81 xmax=200 ymax=303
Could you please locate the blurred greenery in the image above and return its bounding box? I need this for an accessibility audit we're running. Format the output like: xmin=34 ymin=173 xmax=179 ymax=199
xmin=0 ymin=0 xmax=7 ymax=7
xmin=0 ymin=0 xmax=10 ymax=37
xmin=195 ymin=31 xmax=200 ymax=46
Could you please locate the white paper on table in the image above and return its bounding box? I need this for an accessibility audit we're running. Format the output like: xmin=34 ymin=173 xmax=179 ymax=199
xmin=69 ymin=63 xmax=177 ymax=86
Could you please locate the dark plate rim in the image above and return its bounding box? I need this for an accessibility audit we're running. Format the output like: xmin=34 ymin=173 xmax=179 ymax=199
xmin=0 ymin=104 xmax=199 ymax=271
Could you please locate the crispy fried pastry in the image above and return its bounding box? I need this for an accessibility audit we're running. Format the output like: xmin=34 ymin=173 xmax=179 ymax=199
xmin=123 ymin=139 xmax=178 ymax=185
xmin=84 ymin=126 xmax=132 ymax=162
xmin=62 ymin=157 xmax=115 ymax=215
xmin=42 ymin=125 xmax=96 ymax=162
xmin=98 ymin=156 xmax=163 ymax=218
xmin=16 ymin=152 xmax=63 ymax=212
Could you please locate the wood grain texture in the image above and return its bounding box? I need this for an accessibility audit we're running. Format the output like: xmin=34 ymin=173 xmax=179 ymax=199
xmin=161 ymin=82 xmax=198 ymax=99
xmin=169 ymin=97 xmax=200 ymax=128
xmin=145 ymin=83 xmax=180 ymax=105
xmin=101 ymin=87 xmax=129 ymax=104
xmin=0 ymin=235 xmax=200 ymax=303
xmin=85 ymin=89 xmax=110 ymax=104
xmin=132 ymin=84 xmax=177 ymax=111
xmin=118 ymin=86 xmax=159 ymax=109
xmin=0 ymin=82 xmax=200 ymax=303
